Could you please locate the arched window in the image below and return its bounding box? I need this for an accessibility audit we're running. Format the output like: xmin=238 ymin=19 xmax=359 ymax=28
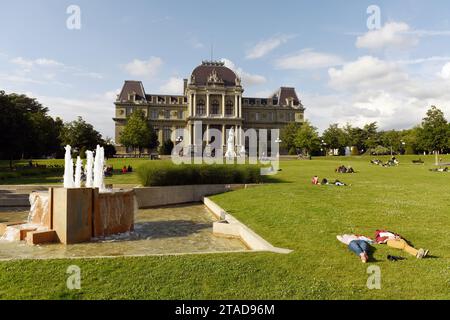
xmin=211 ymin=100 xmax=219 ymax=115
xmin=225 ymin=100 xmax=234 ymax=116
xmin=196 ymin=99 xmax=205 ymax=116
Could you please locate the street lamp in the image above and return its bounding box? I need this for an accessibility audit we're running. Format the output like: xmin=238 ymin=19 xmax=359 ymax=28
xmin=275 ymin=137 xmax=282 ymax=158
xmin=321 ymin=140 xmax=327 ymax=157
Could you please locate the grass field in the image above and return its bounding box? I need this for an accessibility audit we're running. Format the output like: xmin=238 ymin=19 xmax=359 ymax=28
xmin=0 ymin=155 xmax=449 ymax=299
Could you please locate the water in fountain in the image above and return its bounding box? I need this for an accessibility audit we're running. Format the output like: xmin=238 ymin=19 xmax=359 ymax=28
xmin=74 ymin=156 xmax=83 ymax=188
xmin=63 ymin=145 xmax=75 ymax=188
xmin=85 ymin=150 xmax=94 ymax=188
xmin=0 ymin=192 xmax=50 ymax=242
xmin=93 ymin=145 xmax=105 ymax=192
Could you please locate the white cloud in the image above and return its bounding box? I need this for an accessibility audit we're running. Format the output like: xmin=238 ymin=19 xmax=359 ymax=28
xmin=328 ymin=56 xmax=408 ymax=90
xmin=36 ymin=89 xmax=120 ymax=138
xmin=159 ymin=77 xmax=184 ymax=94
xmin=275 ymin=49 xmax=344 ymax=70
xmin=312 ymin=56 xmax=450 ymax=132
xmin=8 ymin=55 xmax=103 ymax=81
xmin=123 ymin=57 xmax=163 ymax=77
xmin=439 ymin=62 xmax=450 ymax=79
xmin=221 ymin=58 xmax=266 ymax=86
xmin=246 ymin=34 xmax=294 ymax=59
xmin=11 ymin=57 xmax=64 ymax=68
xmin=355 ymin=22 xmax=419 ymax=50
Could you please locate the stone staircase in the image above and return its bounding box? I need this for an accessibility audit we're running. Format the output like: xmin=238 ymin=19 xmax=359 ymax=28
xmin=0 ymin=186 xmax=47 ymax=207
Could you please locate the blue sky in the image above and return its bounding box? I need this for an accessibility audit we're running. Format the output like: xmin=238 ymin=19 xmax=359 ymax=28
xmin=1 ymin=0 xmax=450 ymax=138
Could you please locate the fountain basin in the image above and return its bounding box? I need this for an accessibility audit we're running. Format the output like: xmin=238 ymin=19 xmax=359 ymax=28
xmin=0 ymin=187 xmax=136 ymax=245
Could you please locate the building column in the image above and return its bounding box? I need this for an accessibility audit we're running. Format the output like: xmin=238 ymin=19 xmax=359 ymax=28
xmin=188 ymin=93 xmax=191 ymax=117
xmin=206 ymin=92 xmax=209 ymax=117
xmin=237 ymin=126 xmax=241 ymax=145
xmin=222 ymin=124 xmax=225 ymax=147
xmin=222 ymin=94 xmax=226 ymax=117
xmin=238 ymin=94 xmax=242 ymax=118
xmin=234 ymin=94 xmax=238 ymax=118
xmin=193 ymin=93 xmax=196 ymax=117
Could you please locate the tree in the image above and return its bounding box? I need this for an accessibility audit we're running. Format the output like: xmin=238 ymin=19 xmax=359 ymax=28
xmin=381 ymin=130 xmax=402 ymax=155
xmin=362 ymin=122 xmax=380 ymax=152
xmin=416 ymin=106 xmax=449 ymax=155
xmin=280 ymin=122 xmax=302 ymax=154
xmin=293 ymin=121 xmax=320 ymax=156
xmin=159 ymin=140 xmax=174 ymax=155
xmin=60 ymin=116 xmax=103 ymax=153
xmin=103 ymin=137 xmax=117 ymax=159
xmin=0 ymin=91 xmax=63 ymax=167
xmin=322 ymin=124 xmax=346 ymax=155
xmin=119 ymin=109 xmax=158 ymax=156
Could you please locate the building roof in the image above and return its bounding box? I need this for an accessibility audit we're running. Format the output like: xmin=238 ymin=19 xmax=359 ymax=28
xmin=271 ymin=87 xmax=300 ymax=106
xmin=117 ymin=80 xmax=147 ymax=102
xmin=191 ymin=61 xmax=238 ymax=87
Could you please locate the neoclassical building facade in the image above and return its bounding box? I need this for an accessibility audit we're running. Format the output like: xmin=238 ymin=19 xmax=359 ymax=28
xmin=113 ymin=61 xmax=305 ymax=155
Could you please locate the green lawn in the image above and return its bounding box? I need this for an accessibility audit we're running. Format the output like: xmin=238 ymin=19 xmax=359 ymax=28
xmin=0 ymin=156 xmax=449 ymax=299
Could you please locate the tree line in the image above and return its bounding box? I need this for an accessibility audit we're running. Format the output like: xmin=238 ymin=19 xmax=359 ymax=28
xmin=0 ymin=91 xmax=115 ymax=168
xmin=281 ymin=106 xmax=450 ymax=156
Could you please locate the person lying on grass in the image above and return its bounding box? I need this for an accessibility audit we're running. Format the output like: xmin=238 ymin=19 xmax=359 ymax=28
xmin=375 ymin=230 xmax=429 ymax=259
xmin=335 ymin=165 xmax=355 ymax=173
xmin=337 ymin=234 xmax=374 ymax=263
xmin=429 ymin=167 xmax=448 ymax=172
xmin=320 ymin=178 xmax=348 ymax=186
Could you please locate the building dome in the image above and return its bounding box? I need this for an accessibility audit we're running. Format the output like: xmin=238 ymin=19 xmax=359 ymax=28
xmin=190 ymin=61 xmax=239 ymax=87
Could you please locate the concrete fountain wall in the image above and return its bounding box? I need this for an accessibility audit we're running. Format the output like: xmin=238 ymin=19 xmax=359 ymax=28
xmin=51 ymin=187 xmax=135 ymax=244
xmin=0 ymin=187 xmax=136 ymax=245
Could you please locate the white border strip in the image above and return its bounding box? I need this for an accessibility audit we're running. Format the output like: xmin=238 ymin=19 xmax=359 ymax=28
xmin=203 ymin=197 xmax=292 ymax=254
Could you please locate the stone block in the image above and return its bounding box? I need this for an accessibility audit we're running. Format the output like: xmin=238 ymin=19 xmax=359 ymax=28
xmin=20 ymin=227 xmax=38 ymax=240
xmin=93 ymin=189 xmax=135 ymax=238
xmin=0 ymin=221 xmax=26 ymax=235
xmin=26 ymin=230 xmax=57 ymax=245
xmin=52 ymin=187 xmax=93 ymax=244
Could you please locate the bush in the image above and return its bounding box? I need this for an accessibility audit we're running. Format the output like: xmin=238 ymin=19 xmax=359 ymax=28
xmin=159 ymin=140 xmax=174 ymax=155
xmin=137 ymin=162 xmax=265 ymax=186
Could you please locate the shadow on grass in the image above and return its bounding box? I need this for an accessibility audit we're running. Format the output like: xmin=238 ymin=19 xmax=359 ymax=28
xmin=50 ymin=290 xmax=84 ymax=300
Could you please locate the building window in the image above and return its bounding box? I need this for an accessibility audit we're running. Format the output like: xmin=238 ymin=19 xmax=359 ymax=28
xmin=268 ymin=112 xmax=274 ymax=121
xmin=225 ymin=100 xmax=233 ymax=116
xmin=151 ymin=110 xmax=158 ymax=119
xmin=255 ymin=112 xmax=260 ymax=121
xmin=163 ymin=127 xmax=172 ymax=141
xmin=177 ymin=110 xmax=184 ymax=119
xmin=164 ymin=110 xmax=170 ymax=119
xmin=196 ymin=99 xmax=205 ymax=116
xmin=211 ymin=100 xmax=219 ymax=115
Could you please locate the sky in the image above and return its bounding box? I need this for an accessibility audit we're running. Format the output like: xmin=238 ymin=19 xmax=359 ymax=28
xmin=1 ymin=0 xmax=450 ymax=138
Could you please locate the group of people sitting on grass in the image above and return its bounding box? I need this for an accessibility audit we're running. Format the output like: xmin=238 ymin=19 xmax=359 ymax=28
xmin=429 ymin=167 xmax=449 ymax=172
xmin=335 ymin=165 xmax=355 ymax=173
xmin=371 ymin=156 xmax=399 ymax=167
xmin=312 ymin=176 xmax=347 ymax=186
xmin=337 ymin=230 xmax=429 ymax=263
xmin=121 ymin=165 xmax=133 ymax=174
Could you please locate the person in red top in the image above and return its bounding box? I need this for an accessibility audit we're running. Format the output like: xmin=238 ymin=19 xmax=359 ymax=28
xmin=375 ymin=230 xmax=429 ymax=259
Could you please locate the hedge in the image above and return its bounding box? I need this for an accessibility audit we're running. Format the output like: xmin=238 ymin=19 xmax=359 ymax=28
xmin=137 ymin=163 xmax=266 ymax=186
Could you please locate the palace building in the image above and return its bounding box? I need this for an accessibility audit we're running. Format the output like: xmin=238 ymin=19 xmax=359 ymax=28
xmin=113 ymin=61 xmax=305 ymax=155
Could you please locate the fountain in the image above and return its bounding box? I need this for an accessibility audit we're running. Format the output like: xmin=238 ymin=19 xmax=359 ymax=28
xmin=85 ymin=150 xmax=94 ymax=188
xmin=63 ymin=145 xmax=74 ymax=188
xmin=0 ymin=144 xmax=136 ymax=245
xmin=224 ymin=128 xmax=236 ymax=159
xmin=74 ymin=156 xmax=82 ymax=188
